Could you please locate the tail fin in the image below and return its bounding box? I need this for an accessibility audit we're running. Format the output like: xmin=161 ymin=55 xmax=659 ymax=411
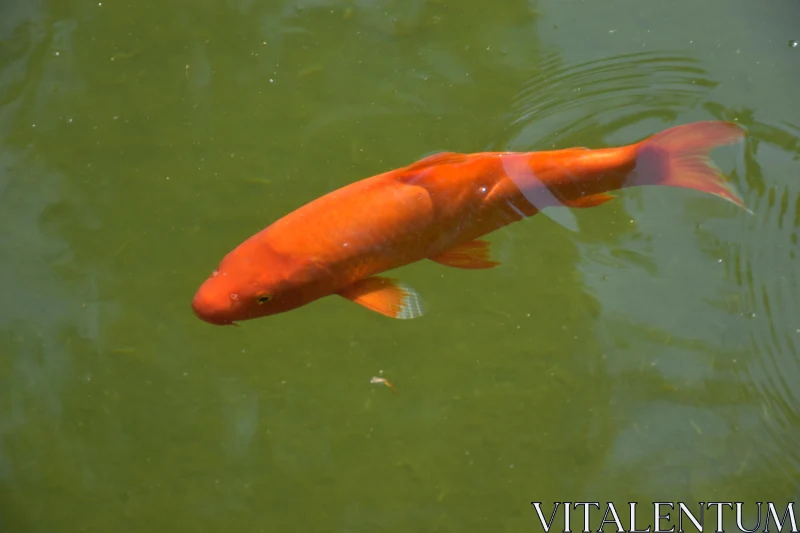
xmin=629 ymin=121 xmax=748 ymax=209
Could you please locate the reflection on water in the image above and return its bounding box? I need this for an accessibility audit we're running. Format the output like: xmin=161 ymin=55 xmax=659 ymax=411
xmin=702 ymin=105 xmax=800 ymax=475
xmin=2 ymin=0 xmax=800 ymax=530
xmin=0 ymin=0 xmax=78 ymax=491
xmin=494 ymin=38 xmax=800 ymax=502
xmin=214 ymin=377 xmax=261 ymax=460
xmin=574 ymin=103 xmax=800 ymax=499
xmin=0 ymin=2 xmax=124 ymax=527
xmin=0 ymin=136 xmax=112 ymax=529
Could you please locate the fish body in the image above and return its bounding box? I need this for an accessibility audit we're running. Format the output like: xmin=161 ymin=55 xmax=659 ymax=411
xmin=192 ymin=121 xmax=746 ymax=325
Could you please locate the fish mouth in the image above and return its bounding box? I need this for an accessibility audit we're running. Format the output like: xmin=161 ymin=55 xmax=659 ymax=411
xmin=191 ymin=295 xmax=237 ymax=326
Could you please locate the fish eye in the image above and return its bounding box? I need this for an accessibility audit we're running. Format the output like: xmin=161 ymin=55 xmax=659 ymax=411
xmin=256 ymin=293 xmax=272 ymax=304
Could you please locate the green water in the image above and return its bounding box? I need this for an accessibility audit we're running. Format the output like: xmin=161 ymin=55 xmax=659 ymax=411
xmin=2 ymin=0 xmax=800 ymax=531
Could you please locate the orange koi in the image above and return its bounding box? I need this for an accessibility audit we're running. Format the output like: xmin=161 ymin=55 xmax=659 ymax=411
xmin=192 ymin=121 xmax=746 ymax=325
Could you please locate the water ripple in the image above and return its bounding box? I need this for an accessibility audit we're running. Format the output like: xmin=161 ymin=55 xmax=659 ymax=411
xmin=505 ymin=50 xmax=719 ymax=150
xmin=579 ymin=103 xmax=800 ymax=493
xmin=703 ymin=106 xmax=800 ymax=473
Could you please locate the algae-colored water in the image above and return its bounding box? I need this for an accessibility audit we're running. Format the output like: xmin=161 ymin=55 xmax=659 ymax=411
xmin=1 ymin=0 xmax=799 ymax=531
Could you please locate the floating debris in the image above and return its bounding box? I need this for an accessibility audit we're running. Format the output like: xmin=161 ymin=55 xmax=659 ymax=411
xmin=370 ymin=376 xmax=397 ymax=395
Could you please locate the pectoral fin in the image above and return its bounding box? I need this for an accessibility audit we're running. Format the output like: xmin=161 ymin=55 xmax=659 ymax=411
xmin=429 ymin=240 xmax=500 ymax=269
xmin=562 ymin=193 xmax=615 ymax=208
xmin=338 ymin=276 xmax=425 ymax=319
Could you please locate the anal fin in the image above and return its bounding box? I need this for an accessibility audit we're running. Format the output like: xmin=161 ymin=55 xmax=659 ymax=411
xmin=562 ymin=192 xmax=615 ymax=208
xmin=429 ymin=240 xmax=500 ymax=269
xmin=337 ymin=276 xmax=425 ymax=319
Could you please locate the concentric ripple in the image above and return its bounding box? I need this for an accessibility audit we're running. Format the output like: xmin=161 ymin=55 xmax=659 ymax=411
xmin=505 ymin=50 xmax=719 ymax=150
xmin=713 ymin=111 xmax=800 ymax=474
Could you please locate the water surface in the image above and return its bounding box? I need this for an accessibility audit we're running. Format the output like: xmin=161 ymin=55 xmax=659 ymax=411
xmin=1 ymin=0 xmax=799 ymax=531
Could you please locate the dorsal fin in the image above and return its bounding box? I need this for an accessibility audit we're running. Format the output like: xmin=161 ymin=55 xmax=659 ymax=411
xmin=402 ymin=151 xmax=467 ymax=173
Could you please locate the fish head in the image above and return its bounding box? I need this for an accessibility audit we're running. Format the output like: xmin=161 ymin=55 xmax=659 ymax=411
xmin=192 ymin=237 xmax=328 ymax=325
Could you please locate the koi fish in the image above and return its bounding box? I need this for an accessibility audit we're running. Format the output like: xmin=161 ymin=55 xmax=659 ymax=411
xmin=192 ymin=121 xmax=747 ymax=325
